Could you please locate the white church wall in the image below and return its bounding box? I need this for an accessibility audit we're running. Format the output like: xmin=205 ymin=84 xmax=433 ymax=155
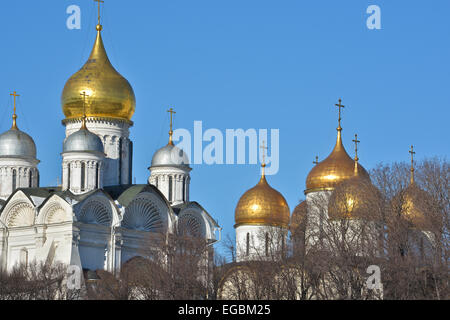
xmin=235 ymin=225 xmax=287 ymax=262
xmin=0 ymin=158 xmax=39 ymax=200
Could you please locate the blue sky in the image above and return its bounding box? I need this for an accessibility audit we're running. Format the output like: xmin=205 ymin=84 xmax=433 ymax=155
xmin=0 ymin=1 xmax=449 ymax=259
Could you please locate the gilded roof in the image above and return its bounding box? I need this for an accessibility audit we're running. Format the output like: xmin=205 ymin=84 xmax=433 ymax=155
xmin=235 ymin=174 xmax=290 ymax=228
xmin=328 ymin=177 xmax=382 ymax=221
xmin=61 ymin=28 xmax=136 ymax=122
xmin=306 ymin=128 xmax=370 ymax=193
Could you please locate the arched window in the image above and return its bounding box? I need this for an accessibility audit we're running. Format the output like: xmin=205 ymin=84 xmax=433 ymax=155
xmin=12 ymin=169 xmax=17 ymax=191
xmin=246 ymin=232 xmax=250 ymax=256
xmin=20 ymin=248 xmax=28 ymax=266
xmin=155 ymin=176 xmax=158 ymax=189
xmin=29 ymin=169 xmax=33 ymax=187
xmin=265 ymin=232 xmax=269 ymax=257
xmin=168 ymin=176 xmax=173 ymax=202
xmin=95 ymin=163 xmax=99 ymax=189
xmin=182 ymin=176 xmax=186 ymax=202
xmin=81 ymin=163 xmax=86 ymax=191
xmin=67 ymin=165 xmax=71 ymax=190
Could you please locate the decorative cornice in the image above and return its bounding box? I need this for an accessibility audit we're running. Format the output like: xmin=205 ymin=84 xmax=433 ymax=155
xmin=62 ymin=116 xmax=133 ymax=127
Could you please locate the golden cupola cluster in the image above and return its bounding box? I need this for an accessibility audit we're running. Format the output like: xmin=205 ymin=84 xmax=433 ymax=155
xmin=305 ymin=100 xmax=370 ymax=194
xmin=235 ymin=164 xmax=290 ymax=228
xmin=61 ymin=18 xmax=136 ymax=122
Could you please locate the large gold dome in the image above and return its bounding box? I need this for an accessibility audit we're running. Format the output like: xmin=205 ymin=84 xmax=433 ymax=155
xmin=235 ymin=173 xmax=290 ymax=228
xmin=61 ymin=28 xmax=136 ymax=122
xmin=306 ymin=128 xmax=370 ymax=193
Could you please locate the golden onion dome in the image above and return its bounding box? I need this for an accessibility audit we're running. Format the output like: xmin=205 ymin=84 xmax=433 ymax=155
xmin=391 ymin=146 xmax=434 ymax=230
xmin=306 ymin=127 xmax=370 ymax=193
xmin=235 ymin=168 xmax=290 ymax=228
xmin=290 ymin=200 xmax=307 ymax=234
xmin=328 ymin=176 xmax=382 ymax=221
xmin=61 ymin=26 xmax=136 ymax=122
xmin=395 ymin=183 xmax=433 ymax=230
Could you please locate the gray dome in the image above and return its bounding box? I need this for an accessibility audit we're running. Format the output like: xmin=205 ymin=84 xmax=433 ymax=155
xmin=0 ymin=129 xmax=37 ymax=158
xmin=63 ymin=129 xmax=104 ymax=153
xmin=151 ymin=143 xmax=190 ymax=168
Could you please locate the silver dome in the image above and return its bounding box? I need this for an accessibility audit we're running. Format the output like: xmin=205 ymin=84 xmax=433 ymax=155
xmin=151 ymin=143 xmax=190 ymax=168
xmin=63 ymin=129 xmax=104 ymax=153
xmin=0 ymin=129 xmax=37 ymax=158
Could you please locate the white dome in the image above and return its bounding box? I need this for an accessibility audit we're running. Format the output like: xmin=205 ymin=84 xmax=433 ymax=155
xmin=63 ymin=128 xmax=104 ymax=153
xmin=151 ymin=144 xmax=190 ymax=168
xmin=0 ymin=128 xmax=37 ymax=158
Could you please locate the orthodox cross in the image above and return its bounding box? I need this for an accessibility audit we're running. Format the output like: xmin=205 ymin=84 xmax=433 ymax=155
xmin=260 ymin=140 xmax=268 ymax=166
xmin=352 ymin=134 xmax=360 ymax=162
xmin=94 ymin=0 xmax=104 ymax=26
xmin=10 ymin=91 xmax=20 ymax=129
xmin=10 ymin=91 xmax=19 ymax=116
xmin=409 ymin=145 xmax=416 ymax=184
xmin=260 ymin=140 xmax=268 ymax=178
xmin=334 ymin=98 xmax=345 ymax=128
xmin=80 ymin=91 xmax=89 ymax=128
xmin=167 ymin=107 xmax=176 ymax=145
xmin=313 ymin=156 xmax=319 ymax=166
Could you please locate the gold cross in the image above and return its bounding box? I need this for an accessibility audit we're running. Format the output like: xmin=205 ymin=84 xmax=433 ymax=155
xmin=260 ymin=140 xmax=268 ymax=166
xmin=409 ymin=145 xmax=415 ymax=184
xmin=167 ymin=107 xmax=176 ymax=145
xmin=167 ymin=107 xmax=176 ymax=132
xmin=352 ymin=134 xmax=360 ymax=161
xmin=94 ymin=0 xmax=104 ymax=25
xmin=334 ymin=98 xmax=345 ymax=128
xmin=313 ymin=156 xmax=319 ymax=165
xmin=409 ymin=145 xmax=415 ymax=164
xmin=80 ymin=91 xmax=89 ymax=128
xmin=10 ymin=91 xmax=19 ymax=116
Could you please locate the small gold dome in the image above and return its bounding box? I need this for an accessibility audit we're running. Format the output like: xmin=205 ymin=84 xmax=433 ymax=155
xmin=235 ymin=173 xmax=290 ymax=228
xmin=306 ymin=128 xmax=370 ymax=193
xmin=328 ymin=176 xmax=382 ymax=220
xmin=395 ymin=183 xmax=433 ymax=230
xmin=61 ymin=28 xmax=136 ymax=122
xmin=290 ymin=201 xmax=307 ymax=233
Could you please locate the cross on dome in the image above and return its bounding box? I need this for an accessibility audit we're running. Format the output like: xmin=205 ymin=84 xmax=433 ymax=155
xmin=10 ymin=91 xmax=19 ymax=130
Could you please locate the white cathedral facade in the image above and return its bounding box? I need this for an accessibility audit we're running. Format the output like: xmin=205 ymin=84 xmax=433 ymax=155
xmin=0 ymin=20 xmax=219 ymax=276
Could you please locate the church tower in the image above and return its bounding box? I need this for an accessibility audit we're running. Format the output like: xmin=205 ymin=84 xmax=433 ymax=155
xmin=0 ymin=92 xmax=39 ymax=200
xmin=61 ymin=2 xmax=135 ymax=187
xmin=148 ymin=108 xmax=191 ymax=205
xmin=234 ymin=143 xmax=290 ymax=262
xmin=61 ymin=93 xmax=105 ymax=194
